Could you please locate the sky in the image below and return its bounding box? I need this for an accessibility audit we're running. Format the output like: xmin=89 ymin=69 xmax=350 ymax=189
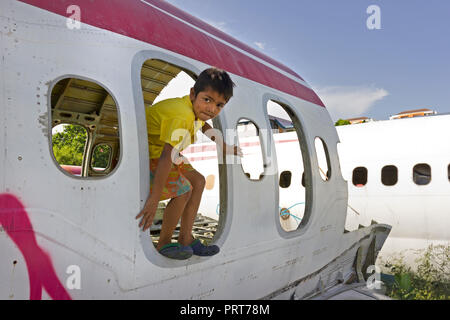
xmin=164 ymin=0 xmax=450 ymax=122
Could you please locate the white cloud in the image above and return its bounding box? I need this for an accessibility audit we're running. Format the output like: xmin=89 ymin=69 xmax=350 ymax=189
xmin=254 ymin=42 xmax=266 ymax=50
xmin=313 ymin=85 xmax=389 ymax=121
xmin=204 ymin=20 xmax=228 ymax=33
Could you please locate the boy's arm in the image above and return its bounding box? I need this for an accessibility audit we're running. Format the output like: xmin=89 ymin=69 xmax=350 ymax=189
xmin=201 ymin=122 xmax=243 ymax=157
xmin=136 ymin=143 xmax=174 ymax=231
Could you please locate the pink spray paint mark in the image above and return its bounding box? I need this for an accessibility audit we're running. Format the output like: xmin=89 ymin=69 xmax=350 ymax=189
xmin=0 ymin=194 xmax=72 ymax=300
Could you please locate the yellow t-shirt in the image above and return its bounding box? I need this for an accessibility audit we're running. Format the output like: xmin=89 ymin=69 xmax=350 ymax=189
xmin=146 ymin=95 xmax=205 ymax=159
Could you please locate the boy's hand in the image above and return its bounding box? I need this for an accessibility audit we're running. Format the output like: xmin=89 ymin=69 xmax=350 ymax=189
xmin=223 ymin=143 xmax=243 ymax=157
xmin=135 ymin=199 xmax=159 ymax=231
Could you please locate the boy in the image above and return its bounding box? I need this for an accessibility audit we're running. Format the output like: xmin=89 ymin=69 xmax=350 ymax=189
xmin=136 ymin=68 xmax=242 ymax=260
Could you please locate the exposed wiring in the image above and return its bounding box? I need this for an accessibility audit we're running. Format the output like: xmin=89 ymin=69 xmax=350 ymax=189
xmin=279 ymin=202 xmax=304 ymax=222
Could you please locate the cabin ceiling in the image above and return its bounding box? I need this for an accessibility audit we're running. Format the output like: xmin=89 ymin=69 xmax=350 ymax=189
xmin=141 ymin=59 xmax=196 ymax=108
xmin=51 ymin=78 xmax=119 ymax=140
xmin=50 ymin=60 xmax=196 ymax=137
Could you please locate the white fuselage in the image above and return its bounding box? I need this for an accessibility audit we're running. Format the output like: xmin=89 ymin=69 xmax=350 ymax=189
xmin=338 ymin=115 xmax=450 ymax=266
xmin=0 ymin=0 xmax=390 ymax=300
xmin=186 ymin=114 xmax=450 ymax=268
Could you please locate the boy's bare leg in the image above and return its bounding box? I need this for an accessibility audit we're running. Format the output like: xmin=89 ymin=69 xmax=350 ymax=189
xmin=178 ymin=170 xmax=206 ymax=246
xmin=156 ymin=190 xmax=192 ymax=251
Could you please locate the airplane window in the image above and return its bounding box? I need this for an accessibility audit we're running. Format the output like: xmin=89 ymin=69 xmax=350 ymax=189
xmin=50 ymin=78 xmax=120 ymax=178
xmin=52 ymin=124 xmax=87 ymax=177
xmin=381 ymin=165 xmax=398 ymax=186
xmin=352 ymin=167 xmax=368 ymax=187
xmin=279 ymin=171 xmax=292 ymax=188
xmin=237 ymin=118 xmax=265 ymax=180
xmin=91 ymin=144 xmax=112 ymax=172
xmin=267 ymin=99 xmax=308 ymax=232
xmin=413 ymin=163 xmax=431 ymax=185
xmin=140 ymin=59 xmax=222 ymax=250
xmin=315 ymin=137 xmax=331 ymax=181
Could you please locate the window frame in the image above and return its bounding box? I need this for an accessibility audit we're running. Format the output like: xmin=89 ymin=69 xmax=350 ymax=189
xmin=90 ymin=143 xmax=113 ymax=173
xmin=412 ymin=163 xmax=432 ymax=186
xmin=352 ymin=166 xmax=368 ymax=187
xmin=381 ymin=165 xmax=398 ymax=186
xmin=314 ymin=136 xmax=332 ymax=181
xmin=279 ymin=170 xmax=292 ymax=188
xmin=236 ymin=117 xmax=266 ymax=181
xmin=132 ymin=50 xmax=236 ymax=268
xmin=263 ymin=94 xmax=313 ymax=238
xmin=48 ymin=75 xmax=122 ymax=180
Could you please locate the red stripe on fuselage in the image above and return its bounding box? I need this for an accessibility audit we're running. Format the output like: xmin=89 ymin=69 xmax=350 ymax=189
xmin=146 ymin=0 xmax=303 ymax=80
xmin=18 ymin=0 xmax=325 ymax=107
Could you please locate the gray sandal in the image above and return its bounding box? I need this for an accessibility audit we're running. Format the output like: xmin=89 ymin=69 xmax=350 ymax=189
xmin=190 ymin=239 xmax=220 ymax=256
xmin=159 ymin=243 xmax=193 ymax=260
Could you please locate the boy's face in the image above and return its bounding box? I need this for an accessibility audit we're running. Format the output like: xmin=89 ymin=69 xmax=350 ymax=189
xmin=190 ymin=87 xmax=228 ymax=122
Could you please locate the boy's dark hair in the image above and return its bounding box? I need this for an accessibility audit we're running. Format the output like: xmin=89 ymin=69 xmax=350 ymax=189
xmin=193 ymin=68 xmax=235 ymax=102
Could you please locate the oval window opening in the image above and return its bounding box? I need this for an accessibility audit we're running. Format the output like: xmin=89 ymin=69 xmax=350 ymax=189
xmin=315 ymin=137 xmax=331 ymax=181
xmin=140 ymin=59 xmax=225 ymax=253
xmin=413 ymin=163 xmax=431 ymax=185
xmin=353 ymin=167 xmax=368 ymax=187
xmin=91 ymin=144 xmax=112 ymax=172
xmin=51 ymin=77 xmax=121 ymax=178
xmin=52 ymin=124 xmax=87 ymax=177
xmin=381 ymin=165 xmax=398 ymax=186
xmin=267 ymin=100 xmax=308 ymax=232
xmin=237 ymin=118 xmax=265 ymax=180
xmin=279 ymin=171 xmax=292 ymax=188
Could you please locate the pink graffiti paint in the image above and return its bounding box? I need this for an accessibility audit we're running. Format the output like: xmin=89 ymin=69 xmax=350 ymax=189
xmin=0 ymin=194 xmax=72 ymax=300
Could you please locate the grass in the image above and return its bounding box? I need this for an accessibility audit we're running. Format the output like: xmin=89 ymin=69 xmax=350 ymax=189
xmin=379 ymin=244 xmax=450 ymax=300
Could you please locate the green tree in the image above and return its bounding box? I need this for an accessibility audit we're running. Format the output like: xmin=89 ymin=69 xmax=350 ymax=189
xmin=91 ymin=144 xmax=111 ymax=169
xmin=335 ymin=119 xmax=351 ymax=126
xmin=52 ymin=124 xmax=87 ymax=166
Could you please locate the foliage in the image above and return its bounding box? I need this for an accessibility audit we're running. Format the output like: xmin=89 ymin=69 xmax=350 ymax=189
xmin=91 ymin=145 xmax=111 ymax=169
xmin=380 ymin=244 xmax=450 ymax=300
xmin=52 ymin=144 xmax=84 ymax=166
xmin=52 ymin=124 xmax=87 ymax=166
xmin=334 ymin=119 xmax=351 ymax=126
xmin=52 ymin=125 xmax=111 ymax=169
